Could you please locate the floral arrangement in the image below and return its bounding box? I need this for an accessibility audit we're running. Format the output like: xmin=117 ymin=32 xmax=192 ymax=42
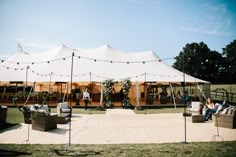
xmin=121 ymin=78 xmax=132 ymax=108
xmin=102 ymin=79 xmax=117 ymax=108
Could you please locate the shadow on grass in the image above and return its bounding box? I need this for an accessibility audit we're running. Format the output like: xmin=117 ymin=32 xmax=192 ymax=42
xmin=0 ymin=123 xmax=21 ymax=133
xmin=0 ymin=149 xmax=31 ymax=156
xmin=54 ymin=149 xmax=101 ymax=156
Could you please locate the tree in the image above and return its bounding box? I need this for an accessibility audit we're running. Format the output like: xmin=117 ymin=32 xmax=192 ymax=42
xmin=222 ymin=39 xmax=236 ymax=83
xmin=173 ymin=42 xmax=224 ymax=83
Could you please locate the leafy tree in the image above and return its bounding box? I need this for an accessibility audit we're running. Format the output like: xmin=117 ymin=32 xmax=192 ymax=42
xmin=173 ymin=42 xmax=224 ymax=83
xmin=222 ymin=39 xmax=236 ymax=83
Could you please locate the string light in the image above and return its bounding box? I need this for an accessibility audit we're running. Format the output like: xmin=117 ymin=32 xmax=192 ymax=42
xmin=0 ymin=63 xmax=182 ymax=81
xmin=1 ymin=53 xmax=174 ymax=65
xmin=0 ymin=56 xmax=71 ymax=65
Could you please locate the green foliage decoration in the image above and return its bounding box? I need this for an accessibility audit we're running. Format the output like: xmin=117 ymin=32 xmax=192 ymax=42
xmin=102 ymin=79 xmax=117 ymax=108
xmin=121 ymin=78 xmax=132 ymax=108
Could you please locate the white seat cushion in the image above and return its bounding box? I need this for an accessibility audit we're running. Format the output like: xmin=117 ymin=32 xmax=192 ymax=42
xmin=58 ymin=102 xmax=71 ymax=113
xmin=61 ymin=108 xmax=71 ymax=112
xmin=188 ymin=102 xmax=200 ymax=112
xmin=59 ymin=102 xmax=70 ymax=109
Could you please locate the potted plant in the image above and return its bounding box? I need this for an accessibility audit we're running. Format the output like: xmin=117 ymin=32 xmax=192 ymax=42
xmin=13 ymin=91 xmax=48 ymax=124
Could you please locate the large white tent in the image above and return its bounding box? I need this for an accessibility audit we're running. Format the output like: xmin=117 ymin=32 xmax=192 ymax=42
xmin=0 ymin=44 xmax=209 ymax=84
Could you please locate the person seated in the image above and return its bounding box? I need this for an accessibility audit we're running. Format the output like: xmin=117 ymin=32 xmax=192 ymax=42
xmin=175 ymin=91 xmax=182 ymax=103
xmin=204 ymin=98 xmax=220 ymax=121
xmin=182 ymin=90 xmax=191 ymax=105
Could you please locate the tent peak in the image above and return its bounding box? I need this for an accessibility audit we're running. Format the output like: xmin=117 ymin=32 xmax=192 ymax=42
xmin=61 ymin=44 xmax=69 ymax=48
xmin=103 ymin=44 xmax=112 ymax=48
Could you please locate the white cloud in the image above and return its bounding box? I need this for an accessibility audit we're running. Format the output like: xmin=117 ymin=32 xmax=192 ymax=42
xmin=179 ymin=26 xmax=234 ymax=36
xmin=178 ymin=2 xmax=234 ymax=37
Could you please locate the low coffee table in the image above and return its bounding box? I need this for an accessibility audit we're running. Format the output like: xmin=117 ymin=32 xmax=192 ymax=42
xmin=192 ymin=114 xmax=204 ymax=123
xmin=57 ymin=113 xmax=70 ymax=124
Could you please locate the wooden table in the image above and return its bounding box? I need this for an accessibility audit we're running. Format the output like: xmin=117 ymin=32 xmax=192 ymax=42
xmin=57 ymin=113 xmax=70 ymax=124
xmin=192 ymin=114 xmax=204 ymax=123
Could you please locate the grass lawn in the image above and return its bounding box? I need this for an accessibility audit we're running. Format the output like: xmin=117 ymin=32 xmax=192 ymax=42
xmin=6 ymin=108 xmax=24 ymax=124
xmin=50 ymin=108 xmax=106 ymax=114
xmin=3 ymin=107 xmax=236 ymax=156
xmin=5 ymin=107 xmax=106 ymax=124
xmin=0 ymin=141 xmax=236 ymax=157
xmin=6 ymin=107 xmax=186 ymax=124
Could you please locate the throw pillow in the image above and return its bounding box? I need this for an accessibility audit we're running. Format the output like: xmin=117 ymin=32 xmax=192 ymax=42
xmin=221 ymin=106 xmax=231 ymax=114
xmin=227 ymin=107 xmax=235 ymax=115
xmin=30 ymin=105 xmax=36 ymax=111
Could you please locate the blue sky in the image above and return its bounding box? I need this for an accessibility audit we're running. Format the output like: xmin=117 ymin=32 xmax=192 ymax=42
xmin=0 ymin=0 xmax=235 ymax=65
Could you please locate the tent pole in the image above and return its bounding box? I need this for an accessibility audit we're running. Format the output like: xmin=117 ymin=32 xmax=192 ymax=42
xmin=136 ymin=80 xmax=139 ymax=108
xmin=169 ymin=82 xmax=176 ymax=109
xmin=49 ymin=72 xmax=52 ymax=94
xmin=63 ymin=82 xmax=68 ymax=102
xmin=89 ymin=72 xmax=92 ymax=83
xmin=181 ymin=58 xmax=188 ymax=144
xmin=197 ymin=83 xmax=206 ymax=100
xmin=25 ymin=66 xmax=29 ymax=92
xmin=100 ymin=83 xmax=103 ymax=106
xmin=69 ymin=52 xmax=74 ymax=147
xmin=144 ymin=72 xmax=146 ymax=82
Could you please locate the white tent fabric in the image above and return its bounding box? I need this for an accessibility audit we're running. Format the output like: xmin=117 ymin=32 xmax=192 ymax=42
xmin=0 ymin=44 xmax=209 ymax=83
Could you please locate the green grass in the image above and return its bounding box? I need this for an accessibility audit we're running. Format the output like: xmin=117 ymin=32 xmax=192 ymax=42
xmin=6 ymin=107 xmax=186 ymax=124
xmin=134 ymin=107 xmax=185 ymax=114
xmin=5 ymin=107 xmax=105 ymax=124
xmin=0 ymin=141 xmax=236 ymax=157
xmin=50 ymin=108 xmax=106 ymax=114
xmin=6 ymin=108 xmax=24 ymax=124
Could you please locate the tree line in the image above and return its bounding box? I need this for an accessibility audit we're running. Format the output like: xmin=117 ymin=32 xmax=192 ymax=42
xmin=173 ymin=39 xmax=236 ymax=84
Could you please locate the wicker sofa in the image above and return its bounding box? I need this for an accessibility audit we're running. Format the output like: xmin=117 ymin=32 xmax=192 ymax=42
xmin=22 ymin=104 xmax=51 ymax=124
xmin=32 ymin=112 xmax=58 ymax=131
xmin=212 ymin=108 xmax=236 ymax=129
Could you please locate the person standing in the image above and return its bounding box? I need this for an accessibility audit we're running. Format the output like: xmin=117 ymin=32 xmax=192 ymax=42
xmin=82 ymin=88 xmax=90 ymax=110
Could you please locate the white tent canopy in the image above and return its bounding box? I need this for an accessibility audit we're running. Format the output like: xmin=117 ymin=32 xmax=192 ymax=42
xmin=0 ymin=44 xmax=209 ymax=83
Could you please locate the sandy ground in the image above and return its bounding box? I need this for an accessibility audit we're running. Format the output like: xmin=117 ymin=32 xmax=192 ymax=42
xmin=0 ymin=109 xmax=236 ymax=144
